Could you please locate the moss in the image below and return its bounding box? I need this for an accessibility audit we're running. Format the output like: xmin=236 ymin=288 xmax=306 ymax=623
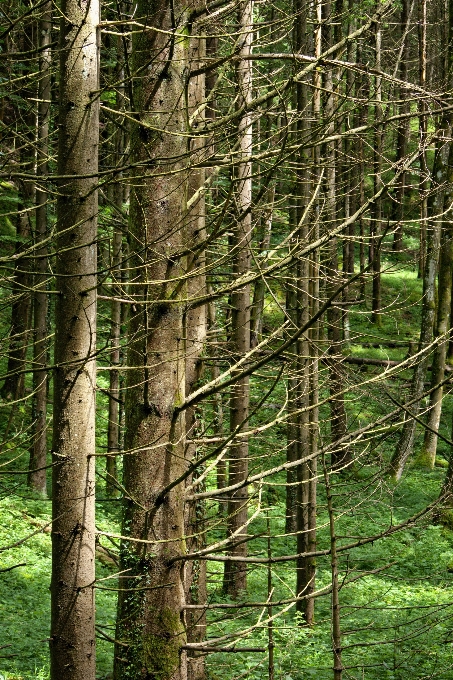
xmin=437 ymin=509 xmax=453 ymax=531
xmin=413 ymin=449 xmax=435 ymax=469
xmin=141 ymin=608 xmax=183 ymax=680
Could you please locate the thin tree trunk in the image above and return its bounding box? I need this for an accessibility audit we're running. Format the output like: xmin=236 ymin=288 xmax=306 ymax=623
xmin=392 ymin=0 xmax=410 ymax=252
xmin=388 ymin=144 xmax=447 ymax=479
xmin=389 ymin=0 xmax=453 ymax=480
xmin=419 ymin=156 xmax=453 ymax=467
xmin=223 ymin=0 xmax=253 ymax=598
xmin=370 ymin=10 xmax=382 ymax=325
xmin=250 ymin=184 xmax=274 ymax=349
xmin=50 ymin=0 xmax=99 ymax=676
xmin=293 ymin=0 xmax=313 ymax=624
xmin=418 ymin=0 xmax=428 ymax=278
xmin=28 ymin=0 xmax=51 ymax=496
xmin=185 ymin=26 xmax=207 ymax=680
xmin=324 ymin=0 xmax=349 ymax=469
xmin=106 ymin=62 xmax=125 ymax=497
xmin=1 ymin=25 xmax=35 ymax=402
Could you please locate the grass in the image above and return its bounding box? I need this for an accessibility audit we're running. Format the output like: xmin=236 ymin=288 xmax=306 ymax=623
xmin=2 ymin=234 xmax=453 ymax=679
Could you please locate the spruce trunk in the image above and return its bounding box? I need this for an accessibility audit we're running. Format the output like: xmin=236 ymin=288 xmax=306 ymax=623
xmin=50 ymin=0 xmax=99 ymax=676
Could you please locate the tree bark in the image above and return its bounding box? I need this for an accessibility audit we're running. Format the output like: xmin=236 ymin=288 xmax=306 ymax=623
xmin=185 ymin=25 xmax=207 ymax=680
xmin=392 ymin=0 xmax=410 ymax=252
xmin=1 ymin=26 xmax=35 ymax=402
xmin=388 ymin=140 xmax=447 ymax=480
xmin=28 ymin=0 xmax=51 ymax=496
xmin=106 ymin=64 xmax=126 ymax=497
xmin=113 ymin=3 xmax=197 ymax=678
xmin=223 ymin=0 xmax=253 ymax=599
xmin=50 ymin=0 xmax=99 ymax=677
xmin=419 ymin=153 xmax=453 ymax=467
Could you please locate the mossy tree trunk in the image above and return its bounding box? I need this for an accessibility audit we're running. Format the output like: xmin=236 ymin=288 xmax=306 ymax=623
xmin=114 ymin=2 xmax=202 ymax=679
xmin=419 ymin=153 xmax=453 ymax=467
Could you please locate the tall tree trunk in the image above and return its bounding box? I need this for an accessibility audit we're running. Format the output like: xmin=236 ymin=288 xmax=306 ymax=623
xmin=389 ymin=0 xmax=453 ymax=480
xmin=223 ymin=0 xmax=253 ymax=599
xmin=1 ymin=27 xmax=35 ymax=402
xmin=419 ymin=156 xmax=453 ymax=467
xmin=185 ymin=26 xmax=207 ymax=680
xmin=28 ymin=0 xmax=51 ymax=496
xmin=250 ymin=183 xmax=274 ymax=349
xmin=324 ymin=0 xmax=349 ymax=469
xmin=293 ymin=0 xmax=313 ymax=625
xmin=114 ymin=3 xmax=196 ymax=678
xmin=50 ymin=0 xmax=99 ymax=676
xmin=106 ymin=63 xmax=126 ymax=497
xmin=388 ymin=142 xmax=447 ymax=479
xmin=392 ymin=0 xmax=410 ymax=252
xmin=418 ymin=0 xmax=428 ymax=278
xmin=370 ymin=9 xmax=382 ymax=325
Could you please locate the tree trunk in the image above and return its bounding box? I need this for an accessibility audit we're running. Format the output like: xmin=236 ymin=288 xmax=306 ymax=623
xmin=1 ymin=25 xmax=35 ymax=402
xmin=392 ymin=0 xmax=410 ymax=252
xmin=324 ymin=0 xmax=349 ymax=470
xmin=185 ymin=26 xmax=207 ymax=680
xmin=370 ymin=11 xmax=382 ymax=325
xmin=388 ymin=141 xmax=447 ymax=480
xmin=250 ymin=175 xmax=274 ymax=349
xmin=293 ymin=0 xmax=313 ymax=625
xmin=419 ymin=155 xmax=453 ymax=467
xmin=106 ymin=63 xmax=126 ymax=497
xmin=50 ymin=0 xmax=99 ymax=677
xmin=223 ymin=0 xmax=253 ymax=598
xmin=28 ymin=1 xmax=51 ymax=496
xmin=114 ymin=3 xmax=196 ymax=678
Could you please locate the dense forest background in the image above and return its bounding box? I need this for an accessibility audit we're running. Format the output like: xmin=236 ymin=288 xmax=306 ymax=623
xmin=2 ymin=0 xmax=453 ymax=678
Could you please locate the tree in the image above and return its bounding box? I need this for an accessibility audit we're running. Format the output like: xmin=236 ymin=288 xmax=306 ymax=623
xmin=50 ymin=0 xmax=99 ymax=675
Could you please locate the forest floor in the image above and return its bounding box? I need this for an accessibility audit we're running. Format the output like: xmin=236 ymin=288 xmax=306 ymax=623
xmin=2 ymin=241 xmax=453 ymax=679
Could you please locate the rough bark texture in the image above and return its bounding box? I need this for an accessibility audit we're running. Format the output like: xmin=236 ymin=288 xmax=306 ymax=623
xmin=28 ymin=1 xmax=51 ymax=496
xmin=113 ymin=3 xmax=197 ymax=678
xmin=223 ymin=0 xmax=253 ymax=599
xmin=50 ymin=0 xmax=99 ymax=677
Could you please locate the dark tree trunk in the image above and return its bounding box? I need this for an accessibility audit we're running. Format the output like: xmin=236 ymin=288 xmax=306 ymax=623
xmin=28 ymin=1 xmax=51 ymax=496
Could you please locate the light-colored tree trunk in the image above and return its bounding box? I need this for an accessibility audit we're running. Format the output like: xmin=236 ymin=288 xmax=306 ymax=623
xmin=392 ymin=0 xmax=410 ymax=252
xmin=28 ymin=0 xmax=51 ymax=496
xmin=50 ymin=0 xmax=99 ymax=677
xmin=419 ymin=156 xmax=453 ymax=467
xmin=223 ymin=0 xmax=253 ymax=599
